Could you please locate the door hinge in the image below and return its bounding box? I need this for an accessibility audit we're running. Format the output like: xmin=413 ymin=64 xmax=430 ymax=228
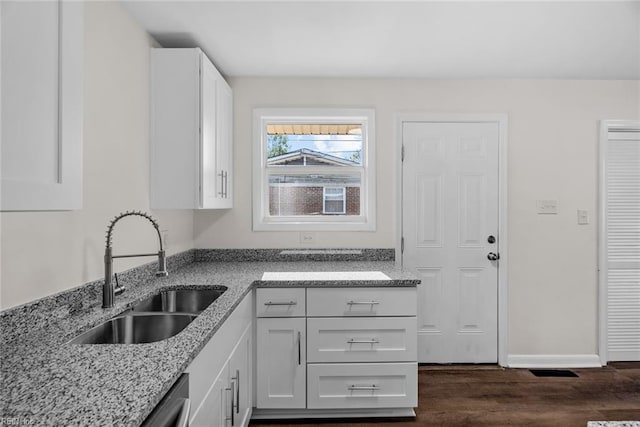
xmin=401 ymin=145 xmax=405 ymax=162
xmin=401 ymin=237 xmax=405 ymax=253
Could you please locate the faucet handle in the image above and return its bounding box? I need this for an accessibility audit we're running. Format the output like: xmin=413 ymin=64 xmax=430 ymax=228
xmin=114 ymin=273 xmax=126 ymax=295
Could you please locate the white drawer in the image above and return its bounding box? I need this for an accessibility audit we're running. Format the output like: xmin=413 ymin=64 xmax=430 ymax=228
xmin=256 ymin=288 xmax=306 ymax=317
xmin=307 ymin=288 xmax=416 ymax=317
xmin=307 ymin=317 xmax=417 ymax=363
xmin=307 ymin=363 xmax=417 ymax=409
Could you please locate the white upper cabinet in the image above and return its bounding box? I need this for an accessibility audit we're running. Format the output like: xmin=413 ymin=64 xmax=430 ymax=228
xmin=1 ymin=0 xmax=83 ymax=211
xmin=150 ymin=48 xmax=233 ymax=209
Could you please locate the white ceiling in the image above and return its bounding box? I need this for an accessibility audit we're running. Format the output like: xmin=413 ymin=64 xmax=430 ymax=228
xmin=122 ymin=1 xmax=640 ymax=80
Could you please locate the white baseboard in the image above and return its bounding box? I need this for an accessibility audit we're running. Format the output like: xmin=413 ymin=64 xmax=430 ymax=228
xmin=507 ymin=354 xmax=603 ymax=368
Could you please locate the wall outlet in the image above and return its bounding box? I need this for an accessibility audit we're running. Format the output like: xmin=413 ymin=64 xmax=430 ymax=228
xmin=537 ymin=199 xmax=558 ymax=214
xmin=577 ymin=209 xmax=589 ymax=225
xmin=299 ymin=232 xmax=316 ymax=244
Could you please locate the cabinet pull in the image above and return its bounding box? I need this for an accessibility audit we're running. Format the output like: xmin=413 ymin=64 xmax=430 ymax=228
xmin=231 ymin=369 xmax=240 ymax=414
xmin=347 ymin=300 xmax=380 ymax=306
xmin=347 ymin=338 xmax=380 ymax=344
xmin=224 ymin=170 xmax=228 ymax=198
xmin=218 ymin=171 xmax=225 ymax=197
xmin=297 ymin=331 xmax=301 ymax=365
xmin=225 ymin=385 xmax=234 ymax=426
xmin=264 ymin=301 xmax=297 ymax=306
xmin=230 ymin=381 xmax=235 ymax=426
xmin=348 ymin=384 xmax=380 ymax=391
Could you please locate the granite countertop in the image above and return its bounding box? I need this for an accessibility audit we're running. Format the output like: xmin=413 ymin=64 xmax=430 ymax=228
xmin=1 ymin=260 xmax=418 ymax=426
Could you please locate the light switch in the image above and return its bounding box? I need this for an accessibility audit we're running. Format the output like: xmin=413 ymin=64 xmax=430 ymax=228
xmin=537 ymin=200 xmax=558 ymax=214
xmin=577 ymin=209 xmax=589 ymax=225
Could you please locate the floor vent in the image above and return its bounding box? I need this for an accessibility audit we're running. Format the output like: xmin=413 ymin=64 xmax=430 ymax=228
xmin=529 ymin=369 xmax=578 ymax=377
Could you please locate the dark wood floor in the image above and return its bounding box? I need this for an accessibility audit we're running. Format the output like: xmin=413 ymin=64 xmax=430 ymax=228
xmin=250 ymin=363 xmax=640 ymax=427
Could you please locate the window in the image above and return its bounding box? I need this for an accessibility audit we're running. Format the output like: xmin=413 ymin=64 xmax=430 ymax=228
xmin=253 ymin=108 xmax=376 ymax=231
xmin=323 ymin=187 xmax=346 ymax=214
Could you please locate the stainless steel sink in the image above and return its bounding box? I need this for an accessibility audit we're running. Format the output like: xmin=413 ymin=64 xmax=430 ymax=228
xmin=69 ymin=313 xmax=196 ymax=344
xmin=130 ymin=288 xmax=226 ymax=314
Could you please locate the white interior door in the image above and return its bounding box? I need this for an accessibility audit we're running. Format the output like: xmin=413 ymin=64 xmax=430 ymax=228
xmin=601 ymin=121 xmax=640 ymax=362
xmin=402 ymin=121 xmax=500 ymax=363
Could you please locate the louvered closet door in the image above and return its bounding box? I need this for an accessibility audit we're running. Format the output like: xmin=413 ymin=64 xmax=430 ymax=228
xmin=604 ymin=124 xmax=640 ymax=362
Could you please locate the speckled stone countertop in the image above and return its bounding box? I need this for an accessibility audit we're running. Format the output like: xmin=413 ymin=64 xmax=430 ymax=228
xmin=1 ymin=259 xmax=418 ymax=426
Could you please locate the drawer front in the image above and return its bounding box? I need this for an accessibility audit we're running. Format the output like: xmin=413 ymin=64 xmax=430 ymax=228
xmin=307 ymin=363 xmax=417 ymax=409
xmin=307 ymin=317 xmax=417 ymax=363
xmin=307 ymin=288 xmax=416 ymax=317
xmin=256 ymin=288 xmax=306 ymax=317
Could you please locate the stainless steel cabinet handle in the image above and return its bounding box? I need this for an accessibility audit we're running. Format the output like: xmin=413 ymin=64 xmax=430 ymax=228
xmin=219 ymin=171 xmax=225 ymax=197
xmin=348 ymin=384 xmax=380 ymax=391
xmin=225 ymin=386 xmax=233 ymax=426
xmin=224 ymin=171 xmax=228 ymax=198
xmin=231 ymin=369 xmax=240 ymax=414
xmin=347 ymin=300 xmax=380 ymax=305
xmin=264 ymin=301 xmax=297 ymax=306
xmin=347 ymin=338 xmax=380 ymax=344
xmin=230 ymin=381 xmax=235 ymax=426
xmin=297 ymin=331 xmax=302 ymax=365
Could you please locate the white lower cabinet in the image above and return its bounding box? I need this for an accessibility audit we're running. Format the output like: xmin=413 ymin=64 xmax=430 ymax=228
xmin=229 ymin=326 xmax=252 ymax=427
xmin=255 ymin=317 xmax=306 ymax=408
xmin=186 ymin=292 xmax=253 ymax=427
xmin=254 ymin=287 xmax=418 ymax=419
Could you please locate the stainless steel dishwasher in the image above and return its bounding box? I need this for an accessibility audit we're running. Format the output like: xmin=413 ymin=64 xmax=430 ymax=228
xmin=141 ymin=373 xmax=190 ymax=427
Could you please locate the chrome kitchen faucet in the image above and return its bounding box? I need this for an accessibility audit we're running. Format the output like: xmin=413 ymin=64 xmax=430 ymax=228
xmin=103 ymin=211 xmax=168 ymax=308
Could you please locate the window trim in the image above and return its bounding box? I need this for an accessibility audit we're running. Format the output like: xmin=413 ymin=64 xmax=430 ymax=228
xmin=253 ymin=108 xmax=376 ymax=231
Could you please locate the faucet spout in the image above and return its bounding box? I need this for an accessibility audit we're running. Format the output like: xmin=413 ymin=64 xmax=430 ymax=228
xmin=102 ymin=211 xmax=168 ymax=308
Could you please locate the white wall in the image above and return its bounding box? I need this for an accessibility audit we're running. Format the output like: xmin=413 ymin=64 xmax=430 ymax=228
xmin=194 ymin=77 xmax=639 ymax=356
xmin=0 ymin=1 xmax=194 ymax=310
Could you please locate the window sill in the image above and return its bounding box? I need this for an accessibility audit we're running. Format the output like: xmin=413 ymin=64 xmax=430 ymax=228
xmin=253 ymin=219 xmax=376 ymax=232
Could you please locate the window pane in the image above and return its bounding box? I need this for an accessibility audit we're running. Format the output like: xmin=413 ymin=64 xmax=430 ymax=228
xmin=266 ymin=124 xmax=363 ymax=166
xmin=269 ymin=174 xmax=360 ymax=217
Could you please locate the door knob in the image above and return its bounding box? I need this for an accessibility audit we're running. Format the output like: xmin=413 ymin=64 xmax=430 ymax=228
xmin=487 ymin=252 xmax=500 ymax=261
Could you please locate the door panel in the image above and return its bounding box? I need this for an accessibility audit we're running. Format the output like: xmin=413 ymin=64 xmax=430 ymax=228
xmin=256 ymin=317 xmax=306 ymax=408
xmin=403 ymin=121 xmax=499 ymax=363
xmin=603 ymin=126 xmax=640 ymax=362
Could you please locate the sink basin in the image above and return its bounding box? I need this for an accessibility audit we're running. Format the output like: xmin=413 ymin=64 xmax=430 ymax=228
xmin=130 ymin=288 xmax=226 ymax=314
xmin=69 ymin=313 xmax=196 ymax=344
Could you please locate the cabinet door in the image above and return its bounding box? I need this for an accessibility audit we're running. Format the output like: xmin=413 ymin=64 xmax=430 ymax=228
xmin=190 ymin=364 xmax=231 ymax=427
xmin=256 ymin=317 xmax=306 ymax=409
xmin=200 ymin=54 xmax=219 ymax=209
xmin=1 ymin=0 xmax=82 ymax=210
xmin=201 ymin=55 xmax=233 ymax=209
xmin=215 ymin=76 xmax=233 ymax=208
xmin=228 ymin=323 xmax=252 ymax=427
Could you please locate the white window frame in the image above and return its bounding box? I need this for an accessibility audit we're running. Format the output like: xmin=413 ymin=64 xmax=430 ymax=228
xmin=253 ymin=108 xmax=376 ymax=231
xmin=323 ymin=186 xmax=346 ymax=215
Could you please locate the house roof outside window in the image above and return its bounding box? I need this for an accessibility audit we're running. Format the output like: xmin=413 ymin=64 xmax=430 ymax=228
xmin=267 ymin=148 xmax=360 ymax=167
